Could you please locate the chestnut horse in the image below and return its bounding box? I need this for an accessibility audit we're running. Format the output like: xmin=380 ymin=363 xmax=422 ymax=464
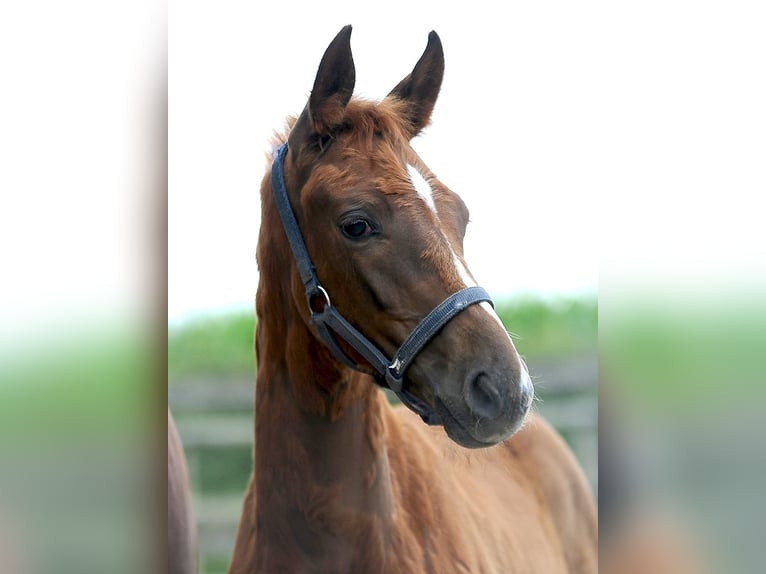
xmin=230 ymin=26 xmax=596 ymax=573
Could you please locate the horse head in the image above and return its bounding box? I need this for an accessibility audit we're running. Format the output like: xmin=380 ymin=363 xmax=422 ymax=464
xmin=276 ymin=26 xmax=533 ymax=448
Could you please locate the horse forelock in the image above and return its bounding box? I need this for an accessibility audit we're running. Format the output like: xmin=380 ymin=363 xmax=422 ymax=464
xmin=268 ymin=98 xmax=411 ymax=159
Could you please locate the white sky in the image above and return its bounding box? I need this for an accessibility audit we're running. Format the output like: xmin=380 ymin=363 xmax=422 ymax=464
xmin=169 ymin=2 xmax=765 ymax=321
xmin=1 ymin=1 xmax=763 ymax=343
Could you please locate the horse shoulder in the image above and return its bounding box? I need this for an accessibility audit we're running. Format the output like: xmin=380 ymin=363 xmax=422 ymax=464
xmin=507 ymin=412 xmax=598 ymax=574
xmin=383 ymin=406 xmax=560 ymax=573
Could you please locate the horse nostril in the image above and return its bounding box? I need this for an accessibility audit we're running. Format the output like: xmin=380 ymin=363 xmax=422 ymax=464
xmin=466 ymin=373 xmax=504 ymax=420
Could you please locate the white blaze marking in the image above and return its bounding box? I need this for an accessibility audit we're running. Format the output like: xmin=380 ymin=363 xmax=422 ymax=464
xmin=407 ymin=164 xmax=437 ymax=215
xmin=453 ymin=253 xmax=475 ymax=287
xmin=454 ymin=253 xmax=506 ymax=329
xmin=408 ymin=163 xmax=507 ymax=331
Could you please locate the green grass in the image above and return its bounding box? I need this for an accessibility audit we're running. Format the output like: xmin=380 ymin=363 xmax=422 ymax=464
xmin=169 ymin=313 xmax=256 ymax=377
xmin=496 ymin=296 xmax=597 ymax=361
xmin=0 ymin=327 xmax=155 ymax=442
xmin=168 ymin=295 xmax=597 ymax=378
xmin=193 ymin=445 xmax=253 ymax=493
xmin=602 ymin=300 xmax=766 ymax=412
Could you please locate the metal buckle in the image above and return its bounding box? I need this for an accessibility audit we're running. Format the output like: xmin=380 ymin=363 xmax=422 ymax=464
xmin=385 ymin=360 xmax=405 ymax=393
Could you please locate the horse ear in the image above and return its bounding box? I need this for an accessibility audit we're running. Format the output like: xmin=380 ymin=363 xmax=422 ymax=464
xmin=289 ymin=25 xmax=355 ymax=150
xmin=386 ymin=31 xmax=444 ymax=138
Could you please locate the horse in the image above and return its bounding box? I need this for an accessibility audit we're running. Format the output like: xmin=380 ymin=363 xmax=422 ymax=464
xmin=230 ymin=26 xmax=597 ymax=573
xmin=168 ymin=408 xmax=197 ymax=574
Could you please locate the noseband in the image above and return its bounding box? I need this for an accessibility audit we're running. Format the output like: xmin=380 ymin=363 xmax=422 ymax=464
xmin=270 ymin=143 xmax=493 ymax=425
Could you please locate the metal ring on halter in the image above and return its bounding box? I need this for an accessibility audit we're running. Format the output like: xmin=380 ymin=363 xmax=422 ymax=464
xmin=307 ymin=285 xmax=332 ymax=314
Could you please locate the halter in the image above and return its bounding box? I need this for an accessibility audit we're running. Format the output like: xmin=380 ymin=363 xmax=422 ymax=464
xmin=270 ymin=142 xmax=493 ymax=425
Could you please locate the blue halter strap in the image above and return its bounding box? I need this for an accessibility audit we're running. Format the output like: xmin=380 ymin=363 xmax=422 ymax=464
xmin=269 ymin=142 xmax=493 ymax=425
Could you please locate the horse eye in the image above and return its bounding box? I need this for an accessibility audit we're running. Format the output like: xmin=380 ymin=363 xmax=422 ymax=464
xmin=341 ymin=219 xmax=373 ymax=239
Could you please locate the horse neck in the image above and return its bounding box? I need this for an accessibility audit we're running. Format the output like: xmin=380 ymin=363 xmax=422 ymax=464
xmin=251 ymin=183 xmax=394 ymax=565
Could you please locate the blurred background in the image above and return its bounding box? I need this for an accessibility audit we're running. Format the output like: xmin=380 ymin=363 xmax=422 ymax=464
xmin=1 ymin=1 xmax=764 ymax=573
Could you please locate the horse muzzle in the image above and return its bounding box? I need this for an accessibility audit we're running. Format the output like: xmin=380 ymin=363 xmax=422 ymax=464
xmin=435 ymin=366 xmax=534 ymax=448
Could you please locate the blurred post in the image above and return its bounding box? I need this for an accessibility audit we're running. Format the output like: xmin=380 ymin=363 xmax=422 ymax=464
xmin=0 ymin=1 xmax=167 ymax=572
